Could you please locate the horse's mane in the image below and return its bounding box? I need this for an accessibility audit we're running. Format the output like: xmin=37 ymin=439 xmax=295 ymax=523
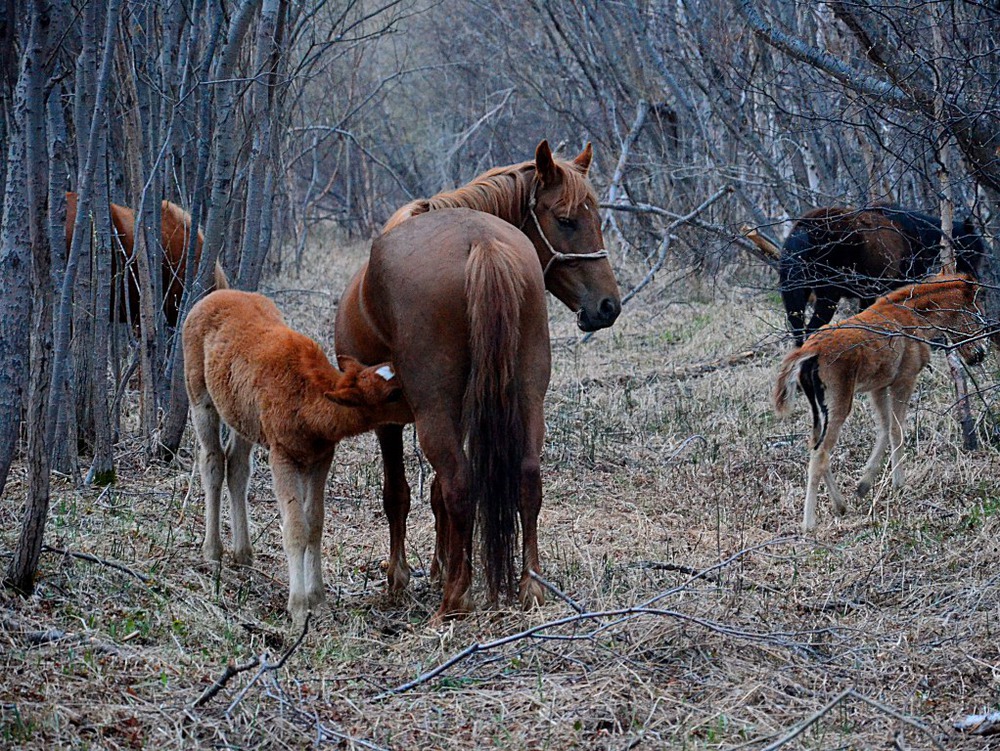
xmin=383 ymin=157 xmax=597 ymax=234
xmin=881 ymin=273 xmax=973 ymax=310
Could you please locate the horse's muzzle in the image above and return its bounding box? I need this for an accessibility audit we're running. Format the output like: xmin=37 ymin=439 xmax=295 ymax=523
xmin=577 ymin=297 xmax=622 ymax=332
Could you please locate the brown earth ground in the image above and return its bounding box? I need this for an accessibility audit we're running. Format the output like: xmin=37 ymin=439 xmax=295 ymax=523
xmin=2 ymin=230 xmax=999 ymax=750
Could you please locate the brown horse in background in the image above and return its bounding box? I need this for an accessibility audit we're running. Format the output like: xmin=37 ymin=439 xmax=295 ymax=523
xmin=66 ymin=191 xmax=204 ymax=328
xmin=779 ymin=205 xmax=986 ymax=345
xmin=773 ymin=273 xmax=989 ymax=532
xmin=335 ymin=141 xmax=621 ymax=621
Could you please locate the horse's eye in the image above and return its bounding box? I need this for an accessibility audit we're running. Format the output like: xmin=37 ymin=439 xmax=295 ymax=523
xmin=557 ymin=216 xmax=576 ymax=230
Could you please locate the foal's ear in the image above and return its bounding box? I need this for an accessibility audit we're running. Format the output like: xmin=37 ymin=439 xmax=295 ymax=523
xmin=534 ymin=140 xmax=561 ymax=187
xmin=326 ymin=361 xmax=402 ymax=407
xmin=573 ymin=142 xmax=593 ymax=175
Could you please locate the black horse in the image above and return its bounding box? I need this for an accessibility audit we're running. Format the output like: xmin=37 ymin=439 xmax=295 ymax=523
xmin=779 ymin=205 xmax=987 ymax=344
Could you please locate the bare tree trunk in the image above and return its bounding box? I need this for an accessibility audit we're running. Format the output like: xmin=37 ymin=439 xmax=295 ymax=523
xmin=5 ymin=0 xmax=54 ymax=595
xmin=237 ymin=0 xmax=283 ymax=291
xmin=158 ymin=1 xmax=225 ymax=459
xmin=47 ymin=0 xmax=122 ymax=460
xmin=116 ymin=35 xmax=160 ymax=452
xmin=0 ymin=35 xmax=30 ymax=499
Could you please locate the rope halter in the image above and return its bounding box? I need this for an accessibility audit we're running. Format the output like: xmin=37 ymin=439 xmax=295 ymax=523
xmin=526 ymin=182 xmax=609 ymax=277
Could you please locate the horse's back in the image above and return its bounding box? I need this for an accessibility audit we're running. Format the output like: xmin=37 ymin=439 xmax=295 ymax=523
xmin=362 ymin=208 xmax=547 ymax=411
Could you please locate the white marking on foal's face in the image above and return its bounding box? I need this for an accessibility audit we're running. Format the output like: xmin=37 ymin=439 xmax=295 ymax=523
xmin=376 ymin=365 xmax=395 ymax=381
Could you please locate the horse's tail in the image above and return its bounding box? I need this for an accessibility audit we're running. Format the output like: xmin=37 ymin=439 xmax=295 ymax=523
xmin=773 ymin=348 xmax=827 ymax=450
xmin=213 ymin=261 xmax=230 ymax=291
xmin=464 ymin=238 xmax=527 ymax=601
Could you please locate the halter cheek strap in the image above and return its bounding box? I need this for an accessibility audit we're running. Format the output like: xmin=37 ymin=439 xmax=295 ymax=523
xmin=526 ymin=183 xmax=609 ymax=277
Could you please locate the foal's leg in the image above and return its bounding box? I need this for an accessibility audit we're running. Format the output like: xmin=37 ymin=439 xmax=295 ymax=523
xmin=270 ymin=452 xmax=312 ymax=624
xmin=887 ymin=378 xmax=919 ymax=489
xmin=857 ymin=387 xmax=892 ymax=499
xmin=802 ymin=387 xmax=853 ymax=532
xmin=191 ymin=399 xmax=225 ymax=564
xmin=225 ymin=431 xmax=255 ymax=565
xmin=376 ymin=425 xmax=412 ymax=592
xmin=302 ymin=454 xmax=335 ymax=610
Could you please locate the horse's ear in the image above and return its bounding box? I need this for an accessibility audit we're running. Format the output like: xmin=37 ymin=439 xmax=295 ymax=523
xmin=534 ymin=140 xmax=561 ymax=187
xmin=573 ymin=142 xmax=593 ymax=175
xmin=336 ymin=354 xmax=361 ymax=373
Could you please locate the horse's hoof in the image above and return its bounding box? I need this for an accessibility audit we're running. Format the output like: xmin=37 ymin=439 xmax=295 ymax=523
xmin=856 ymin=481 xmax=871 ymax=499
xmin=231 ymin=548 xmax=254 ymax=567
xmin=386 ymin=563 xmax=411 ymax=593
xmin=519 ymin=577 xmax=546 ymax=610
xmin=202 ymin=543 xmax=223 ymax=565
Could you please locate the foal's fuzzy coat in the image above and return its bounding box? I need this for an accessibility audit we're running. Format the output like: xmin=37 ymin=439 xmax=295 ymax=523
xmin=773 ymin=274 xmax=988 ymax=532
xmin=183 ymin=272 xmax=403 ymax=623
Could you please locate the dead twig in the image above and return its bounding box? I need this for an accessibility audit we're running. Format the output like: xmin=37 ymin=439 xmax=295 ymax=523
xmin=760 ymin=688 xmax=946 ymax=751
xmin=378 ymin=537 xmax=814 ymax=697
xmin=529 ymin=570 xmax=585 ymax=613
xmin=43 ymin=544 xmax=152 ymax=584
xmin=224 ymin=612 xmax=312 ymax=716
xmin=192 ymin=612 xmax=311 ymax=710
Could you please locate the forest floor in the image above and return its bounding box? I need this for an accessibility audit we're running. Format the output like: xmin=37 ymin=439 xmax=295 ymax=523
xmin=2 ymin=232 xmax=1000 ymax=750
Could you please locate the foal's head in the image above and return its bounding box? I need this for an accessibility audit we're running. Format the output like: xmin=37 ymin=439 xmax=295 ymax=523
xmin=328 ymin=357 xmax=403 ymax=408
xmin=918 ymin=274 xmax=990 ymax=365
xmin=528 ymin=141 xmax=621 ymax=332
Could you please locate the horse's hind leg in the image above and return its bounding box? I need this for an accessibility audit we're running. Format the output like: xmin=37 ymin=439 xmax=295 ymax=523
xmin=803 ymin=388 xmax=852 ymax=532
xmin=857 ymin=387 xmax=891 ymax=499
xmin=191 ymin=399 xmax=225 ymax=564
xmin=429 ymin=474 xmax=447 ymax=584
xmin=415 ymin=414 xmax=473 ymax=623
xmin=376 ymin=425 xmax=412 ymax=592
xmin=225 ymin=431 xmax=254 ymax=565
xmin=517 ymin=398 xmax=547 ymax=609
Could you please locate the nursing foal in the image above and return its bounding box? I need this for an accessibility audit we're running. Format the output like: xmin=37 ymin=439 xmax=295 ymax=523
xmin=183 ymin=269 xmax=404 ymax=623
xmin=773 ymin=274 xmax=989 ymax=532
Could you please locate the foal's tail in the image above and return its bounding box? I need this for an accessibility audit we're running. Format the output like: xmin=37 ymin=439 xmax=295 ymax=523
xmin=773 ymin=348 xmax=827 ymax=450
xmin=464 ymin=238 xmax=528 ymax=601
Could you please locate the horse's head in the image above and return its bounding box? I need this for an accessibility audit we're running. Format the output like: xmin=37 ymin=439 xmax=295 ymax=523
xmin=934 ymin=274 xmax=991 ymax=366
xmin=327 ymin=357 xmax=404 ymax=408
xmin=526 ymin=140 xmax=621 ymax=332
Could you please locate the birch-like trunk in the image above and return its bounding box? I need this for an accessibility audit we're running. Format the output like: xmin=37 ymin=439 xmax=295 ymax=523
xmin=5 ymin=0 xmax=54 ymax=595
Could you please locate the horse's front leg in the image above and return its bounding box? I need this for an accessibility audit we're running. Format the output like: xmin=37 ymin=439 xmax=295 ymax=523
xmin=303 ymin=454 xmax=335 ymax=612
xmin=376 ymin=425 xmax=412 ymax=593
xmin=271 ymin=452 xmax=312 ymax=625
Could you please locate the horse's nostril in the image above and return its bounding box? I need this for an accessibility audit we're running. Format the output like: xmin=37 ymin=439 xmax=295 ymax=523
xmin=599 ymin=297 xmax=620 ymax=319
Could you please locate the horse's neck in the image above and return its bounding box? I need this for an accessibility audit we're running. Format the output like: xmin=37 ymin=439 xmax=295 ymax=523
xmin=903 ymin=299 xmax=973 ymax=340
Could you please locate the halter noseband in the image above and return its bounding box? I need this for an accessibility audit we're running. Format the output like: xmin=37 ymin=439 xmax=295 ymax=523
xmin=525 ymin=182 xmax=609 ymax=277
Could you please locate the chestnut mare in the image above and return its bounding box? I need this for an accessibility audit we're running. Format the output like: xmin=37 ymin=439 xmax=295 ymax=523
xmin=334 ymin=141 xmax=621 ymax=621
xmin=66 ymin=191 xmax=203 ymax=328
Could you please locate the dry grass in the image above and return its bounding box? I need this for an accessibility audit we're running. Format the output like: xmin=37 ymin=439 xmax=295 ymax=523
xmin=2 ymin=231 xmax=1000 ymax=750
